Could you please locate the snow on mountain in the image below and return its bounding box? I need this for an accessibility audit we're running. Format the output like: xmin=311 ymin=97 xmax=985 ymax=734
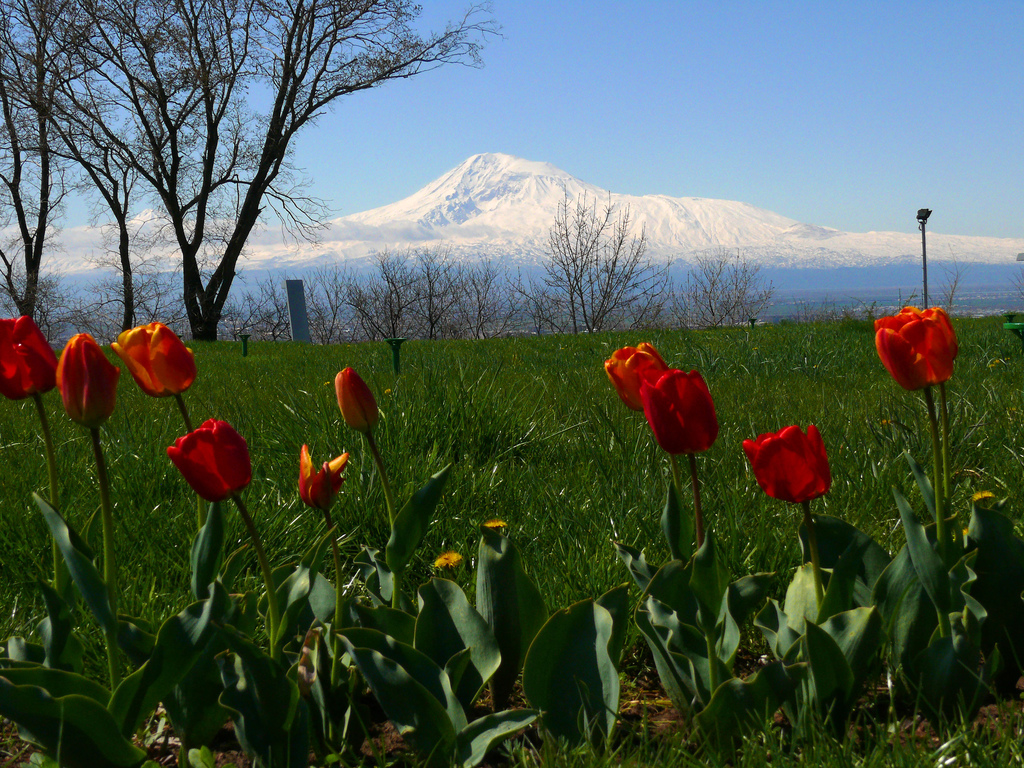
xmin=316 ymin=152 xmax=1024 ymax=269
xmin=34 ymin=152 xmax=1024 ymax=276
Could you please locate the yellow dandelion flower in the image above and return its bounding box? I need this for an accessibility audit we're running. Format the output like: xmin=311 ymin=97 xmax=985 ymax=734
xmin=880 ymin=419 xmax=891 ymax=426
xmin=384 ymin=388 xmax=392 ymax=395
xmin=434 ymin=551 xmax=463 ymax=570
xmin=482 ymin=519 xmax=508 ymax=530
xmin=971 ymin=490 xmax=996 ymax=503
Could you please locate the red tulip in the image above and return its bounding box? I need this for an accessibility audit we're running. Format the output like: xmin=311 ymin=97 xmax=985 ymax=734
xmin=335 ymin=368 xmax=379 ymax=434
xmin=0 ymin=316 xmax=57 ymax=400
xmin=605 ymin=343 xmax=669 ymax=411
xmin=874 ymin=306 xmax=958 ymax=391
xmin=639 ymin=369 xmax=718 ymax=455
xmin=298 ymin=444 xmax=349 ymax=510
xmin=167 ymin=419 xmax=252 ymax=502
xmin=56 ymin=334 xmax=119 ymax=428
xmin=743 ymin=424 xmax=831 ymax=504
xmin=112 ymin=322 xmax=196 ymax=397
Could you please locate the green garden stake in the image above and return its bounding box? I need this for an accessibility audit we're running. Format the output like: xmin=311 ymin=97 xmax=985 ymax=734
xmin=749 ymin=318 xmax=757 ymax=328
xmin=385 ymin=337 xmax=406 ymax=374
xmin=240 ymin=334 xmax=250 ymax=357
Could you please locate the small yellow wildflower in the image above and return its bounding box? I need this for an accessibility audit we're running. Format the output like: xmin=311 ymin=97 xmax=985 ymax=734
xmin=482 ymin=519 xmax=508 ymax=530
xmin=434 ymin=551 xmax=463 ymax=570
xmin=880 ymin=419 xmax=891 ymax=426
xmin=384 ymin=388 xmax=392 ymax=396
xmin=971 ymin=490 xmax=996 ymax=504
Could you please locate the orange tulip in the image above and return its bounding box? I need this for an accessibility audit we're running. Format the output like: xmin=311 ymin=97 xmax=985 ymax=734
xmin=56 ymin=334 xmax=119 ymax=428
xmin=0 ymin=316 xmax=57 ymax=400
xmin=298 ymin=444 xmax=349 ymax=510
xmin=112 ymin=322 xmax=196 ymax=397
xmin=335 ymin=368 xmax=379 ymax=434
xmin=605 ymin=343 xmax=669 ymax=411
xmin=874 ymin=307 xmax=958 ymax=391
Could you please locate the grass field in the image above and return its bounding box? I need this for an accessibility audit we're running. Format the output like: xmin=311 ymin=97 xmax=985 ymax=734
xmin=3 ymin=316 xmax=1024 ymax=764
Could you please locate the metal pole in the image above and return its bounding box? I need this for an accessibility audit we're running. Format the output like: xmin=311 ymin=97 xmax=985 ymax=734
xmin=920 ymin=219 xmax=928 ymax=307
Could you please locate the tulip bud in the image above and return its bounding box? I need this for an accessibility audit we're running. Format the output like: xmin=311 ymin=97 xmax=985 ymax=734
xmin=167 ymin=419 xmax=252 ymax=502
xmin=0 ymin=316 xmax=58 ymax=400
xmin=743 ymin=424 xmax=831 ymax=504
xmin=112 ymin=322 xmax=196 ymax=397
xmin=335 ymin=368 xmax=379 ymax=434
xmin=56 ymin=334 xmax=120 ymax=428
xmin=605 ymin=343 xmax=669 ymax=411
xmin=298 ymin=444 xmax=349 ymax=510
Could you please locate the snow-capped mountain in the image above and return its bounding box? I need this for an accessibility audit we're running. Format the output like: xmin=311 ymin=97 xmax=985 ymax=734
xmin=40 ymin=152 xmax=1024 ymax=275
xmin=295 ymin=152 xmax=1023 ymax=270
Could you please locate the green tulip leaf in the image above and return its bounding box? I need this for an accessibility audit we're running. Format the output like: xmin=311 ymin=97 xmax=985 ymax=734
xmin=218 ymin=627 xmax=308 ymax=768
xmin=190 ymin=500 xmax=224 ymax=600
xmin=801 ymin=620 xmax=855 ymax=706
xmin=754 ymin=599 xmax=801 ymax=661
xmin=695 ymin=661 xmax=800 ymax=752
xmin=690 ymin=533 xmax=731 ymax=636
xmin=386 ymin=463 xmax=452 ymax=576
xmin=818 ymin=606 xmax=883 ymax=689
xmin=351 ymin=603 xmax=416 ymax=646
xmin=782 ymin=564 xmax=819 ymax=636
xmin=0 ymin=676 xmax=144 ymax=768
xmin=966 ymin=504 xmax=1024 ymax=688
xmin=35 ymin=581 xmax=82 ymax=672
xmin=415 ymin=578 xmax=501 ymax=711
xmin=0 ymin=660 xmax=109 ymax=703
xmin=634 ymin=595 xmax=699 ymax=712
xmin=34 ymin=494 xmax=115 ymax=638
xmin=799 ymin=514 xmax=890 ymax=607
xmin=661 ymin=478 xmax=693 ymax=563
xmin=522 ymin=599 xmax=619 ymax=746
xmin=339 ymin=628 xmax=463 ymax=757
xmin=816 ymin=536 xmax=872 ymax=623
xmin=109 ymin=584 xmax=227 ymax=737
xmin=595 ymin=583 xmax=630 ymax=671
xmin=354 ymin=546 xmax=395 ymax=608
xmin=894 ymin=487 xmax=950 ymax=617
xmin=872 ymin=544 xmax=937 ymax=673
xmin=613 ymin=542 xmax=657 ymax=593
xmin=904 ymin=451 xmax=936 ymax=520
xmin=476 ymin=526 xmax=548 ymax=710
xmin=454 ymin=709 xmax=538 ymax=768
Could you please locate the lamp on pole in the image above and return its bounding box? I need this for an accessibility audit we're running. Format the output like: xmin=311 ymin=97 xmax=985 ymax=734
xmin=917 ymin=208 xmax=932 ymax=307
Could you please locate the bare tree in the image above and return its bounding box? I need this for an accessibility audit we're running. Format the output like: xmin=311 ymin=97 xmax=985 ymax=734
xmin=409 ymin=245 xmax=461 ymax=339
xmin=57 ymin=0 xmax=494 ymax=340
xmin=938 ymin=257 xmax=968 ymax=315
xmin=675 ymin=248 xmax=774 ymax=328
xmin=0 ymin=0 xmax=76 ymax=318
xmin=543 ymin=192 xmax=669 ymax=333
xmin=304 ymin=263 xmax=357 ymax=344
xmin=455 ymin=258 xmax=519 ymax=338
xmin=346 ymin=249 xmax=420 ymax=340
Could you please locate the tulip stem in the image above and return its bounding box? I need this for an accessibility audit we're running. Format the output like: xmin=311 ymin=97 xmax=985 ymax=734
xmin=365 ymin=431 xmax=401 ymax=609
xmin=687 ymin=453 xmax=705 ymax=549
xmin=90 ymin=427 xmax=121 ymax=690
xmin=923 ymin=387 xmax=950 ymax=568
xmin=174 ymin=394 xmax=207 ymax=529
xmin=231 ymin=494 xmax=281 ymax=661
xmin=938 ymin=382 xmax=953 ymax=516
xmin=802 ymin=500 xmax=825 ymax=613
xmin=323 ymin=507 xmax=345 ymax=688
xmin=32 ymin=393 xmax=65 ymax=594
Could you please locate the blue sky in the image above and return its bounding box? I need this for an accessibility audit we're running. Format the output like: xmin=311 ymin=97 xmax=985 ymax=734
xmin=285 ymin=1 xmax=1022 ymax=239
xmin=64 ymin=2 xmax=1023 ymax=240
